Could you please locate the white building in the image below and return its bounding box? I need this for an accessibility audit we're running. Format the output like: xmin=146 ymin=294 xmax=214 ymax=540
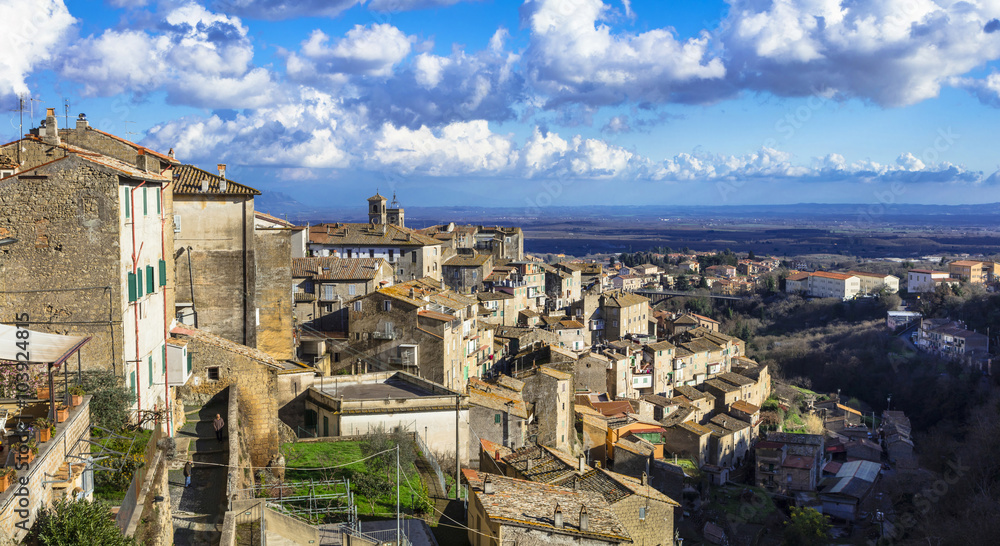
xmin=806 ymin=272 xmax=861 ymax=299
xmin=848 ymin=271 xmax=900 ymax=294
xmin=906 ymin=269 xmax=952 ymax=293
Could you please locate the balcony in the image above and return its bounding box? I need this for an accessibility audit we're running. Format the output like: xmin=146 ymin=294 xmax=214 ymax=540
xmin=371 ymin=331 xmax=395 ymax=340
xmin=632 ymin=374 xmax=653 ymax=389
xmin=294 ymin=292 xmax=316 ymax=302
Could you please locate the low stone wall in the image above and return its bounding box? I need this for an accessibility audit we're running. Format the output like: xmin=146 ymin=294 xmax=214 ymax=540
xmin=227 ymin=385 xmax=254 ymax=507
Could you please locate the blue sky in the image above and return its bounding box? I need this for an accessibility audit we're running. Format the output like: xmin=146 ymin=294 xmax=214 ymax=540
xmin=4 ymin=0 xmax=1000 ymax=209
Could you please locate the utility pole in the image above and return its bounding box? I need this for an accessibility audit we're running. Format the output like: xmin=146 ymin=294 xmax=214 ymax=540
xmin=396 ymin=443 xmax=400 ymax=546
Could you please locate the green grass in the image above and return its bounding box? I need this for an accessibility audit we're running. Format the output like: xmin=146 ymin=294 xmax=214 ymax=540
xmin=280 ymin=441 xmax=429 ymax=519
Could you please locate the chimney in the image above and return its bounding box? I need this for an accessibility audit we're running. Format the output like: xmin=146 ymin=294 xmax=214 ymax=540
xmin=75 ymin=113 xmax=89 ymax=134
xmin=409 ymin=288 xmax=415 ymax=299
xmin=526 ymin=457 xmax=532 ymax=473
xmin=42 ymin=107 xmax=60 ymax=145
xmin=483 ymin=476 xmax=494 ymax=495
xmin=217 ymin=163 xmax=226 ymax=179
xmin=167 ymin=147 xmax=175 ymax=159
xmin=553 ymin=504 xmax=563 ymax=528
xmin=136 ymin=149 xmax=151 ymax=172
xmin=201 ymin=178 xmax=209 ymax=192
xmin=641 ymin=472 xmax=647 ymax=486
xmin=579 ymin=455 xmax=585 ymax=474
xmin=579 ymin=506 xmax=589 ymax=532
xmin=494 ymin=450 xmax=500 ymax=461
xmin=219 ymin=177 xmax=227 ymax=193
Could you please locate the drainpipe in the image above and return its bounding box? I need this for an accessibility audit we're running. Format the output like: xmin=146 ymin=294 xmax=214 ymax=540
xmin=130 ymin=181 xmax=148 ymax=416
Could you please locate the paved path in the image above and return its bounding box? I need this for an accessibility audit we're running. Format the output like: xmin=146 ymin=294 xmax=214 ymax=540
xmin=170 ymin=399 xmax=230 ymax=546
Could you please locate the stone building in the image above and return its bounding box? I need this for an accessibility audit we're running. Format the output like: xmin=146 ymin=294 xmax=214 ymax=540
xmin=468 ymin=376 xmax=530 ymax=459
xmin=172 ymin=164 xmax=261 ymax=348
xmin=0 ymin=110 xmax=176 ymax=417
xmin=464 ymin=470 xmax=631 ymax=546
xmin=346 ymin=278 xmax=493 ymax=392
xmin=442 ymin=252 xmax=494 ymax=294
xmin=517 ymin=366 xmax=574 ymax=453
xmin=292 ymin=257 xmax=393 ymax=333
xmin=544 ymin=264 xmax=582 ymax=312
xmin=476 ymin=291 xmax=522 ymax=327
xmin=253 ymin=226 xmax=296 ymax=360
xmin=600 ymin=291 xmax=650 ymax=341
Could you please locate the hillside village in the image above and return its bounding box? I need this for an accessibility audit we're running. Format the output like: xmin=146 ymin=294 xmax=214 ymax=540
xmin=0 ymin=116 xmax=990 ymax=545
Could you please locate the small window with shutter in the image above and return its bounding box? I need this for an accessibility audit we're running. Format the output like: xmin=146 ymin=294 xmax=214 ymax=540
xmin=146 ymin=265 xmax=155 ymax=293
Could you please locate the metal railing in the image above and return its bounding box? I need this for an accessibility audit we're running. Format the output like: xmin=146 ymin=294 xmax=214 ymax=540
xmin=413 ymin=429 xmax=445 ymax=494
xmin=339 ymin=523 xmax=410 ymax=546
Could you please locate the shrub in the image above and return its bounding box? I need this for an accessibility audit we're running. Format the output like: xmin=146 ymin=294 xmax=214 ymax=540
xmin=32 ymin=498 xmax=136 ymax=545
xmin=80 ymin=371 xmax=135 ymax=431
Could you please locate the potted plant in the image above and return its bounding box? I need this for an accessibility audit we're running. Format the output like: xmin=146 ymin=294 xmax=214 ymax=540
xmin=13 ymin=440 xmax=37 ymax=464
xmin=0 ymin=467 xmax=15 ymax=492
xmin=56 ymin=404 xmax=69 ymax=423
xmin=36 ymin=418 xmax=54 ymax=442
xmin=37 ymin=385 xmax=50 ymax=400
xmin=69 ymin=385 xmax=85 ymax=406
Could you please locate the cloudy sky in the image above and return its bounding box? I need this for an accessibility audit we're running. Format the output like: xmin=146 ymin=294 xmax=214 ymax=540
xmin=4 ymin=0 xmax=1000 ymax=208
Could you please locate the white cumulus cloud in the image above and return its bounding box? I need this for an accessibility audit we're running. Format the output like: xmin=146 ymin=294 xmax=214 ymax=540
xmin=0 ymin=0 xmax=74 ymax=97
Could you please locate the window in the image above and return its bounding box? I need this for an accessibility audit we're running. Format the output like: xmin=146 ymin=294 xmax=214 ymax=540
xmin=322 ymin=285 xmax=334 ymax=300
xmin=136 ymin=269 xmax=144 ymax=298
xmin=353 ymin=301 xmax=363 ymax=312
xmin=146 ymin=265 xmax=155 ymax=294
xmin=368 ymin=249 xmax=374 ymax=258
xmin=124 ymin=190 xmax=130 ymax=218
xmin=411 ymin=251 xmax=417 ymax=263
xmin=155 ymin=189 xmax=161 ymax=214
xmin=186 ymin=352 xmax=192 ymax=374
xmin=347 ymin=249 xmax=352 ymax=258
xmin=143 ymin=187 xmax=148 ymax=215
xmin=495 ymin=413 xmax=501 ymax=424
xmin=389 ymin=249 xmax=394 ymax=261
xmin=207 ymin=367 xmax=220 ymax=381
xmin=129 ymin=371 xmax=135 ymax=394
xmin=383 ymin=300 xmax=392 ymax=312
xmin=173 ymin=214 xmax=181 ymax=233
xmin=158 ymin=259 xmax=167 ymax=286
xmin=639 ymin=507 xmax=646 ymax=520
xmin=128 ymin=272 xmax=138 ymax=302
xmin=148 ymin=356 xmax=153 ymax=387
xmin=348 ymin=285 xmax=356 ymax=296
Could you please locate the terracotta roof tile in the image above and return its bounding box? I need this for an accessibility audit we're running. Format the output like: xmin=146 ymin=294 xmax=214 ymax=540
xmin=173 ymin=164 xmax=260 ymax=195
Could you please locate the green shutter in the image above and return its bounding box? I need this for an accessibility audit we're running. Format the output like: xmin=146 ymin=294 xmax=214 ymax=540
xmin=130 ymin=371 xmax=135 ymax=393
xmin=162 ymin=345 xmax=167 ymax=374
xmin=148 ymin=356 xmax=153 ymax=387
xmin=155 ymin=189 xmax=161 ymax=214
xmin=494 ymin=414 xmax=501 ymax=424
xmin=124 ymin=190 xmax=130 ymax=218
xmin=127 ymin=272 xmax=137 ymax=302
xmin=146 ymin=265 xmax=155 ymax=293
xmin=159 ymin=259 xmax=167 ymax=286
xmin=143 ymin=188 xmax=148 ymax=215
xmin=137 ymin=269 xmax=143 ymax=297
xmin=186 ymin=351 xmax=192 ymax=374
xmin=464 ymin=366 xmax=468 ymax=380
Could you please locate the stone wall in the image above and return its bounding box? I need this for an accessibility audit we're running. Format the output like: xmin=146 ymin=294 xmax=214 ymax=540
xmin=254 ymin=228 xmax=294 ymax=359
xmin=0 ymin=156 xmax=124 ymax=375
xmin=176 ymin=332 xmax=279 ymax=467
xmin=611 ymin=492 xmax=674 ymax=546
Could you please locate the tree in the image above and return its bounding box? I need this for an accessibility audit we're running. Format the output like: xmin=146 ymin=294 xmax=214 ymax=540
xmin=698 ymin=275 xmax=710 ymax=289
xmin=783 ymin=507 xmax=831 ymax=545
xmin=352 ymin=472 xmax=394 ymax=515
xmin=81 ymin=371 xmax=136 ymax=431
xmin=675 ymin=275 xmax=690 ymax=291
xmin=748 ymin=250 xmax=756 ymax=260
xmin=32 ymin=498 xmax=136 ymax=545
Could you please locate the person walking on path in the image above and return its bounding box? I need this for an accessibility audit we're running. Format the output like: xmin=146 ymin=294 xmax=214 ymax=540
xmin=184 ymin=460 xmax=193 ymax=488
xmin=213 ymin=414 xmax=225 ymax=442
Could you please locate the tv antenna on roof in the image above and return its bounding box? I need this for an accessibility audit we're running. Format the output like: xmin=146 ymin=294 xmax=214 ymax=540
xmin=64 ymin=98 xmax=70 ymax=131
xmin=123 ymin=120 xmax=137 ymax=142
